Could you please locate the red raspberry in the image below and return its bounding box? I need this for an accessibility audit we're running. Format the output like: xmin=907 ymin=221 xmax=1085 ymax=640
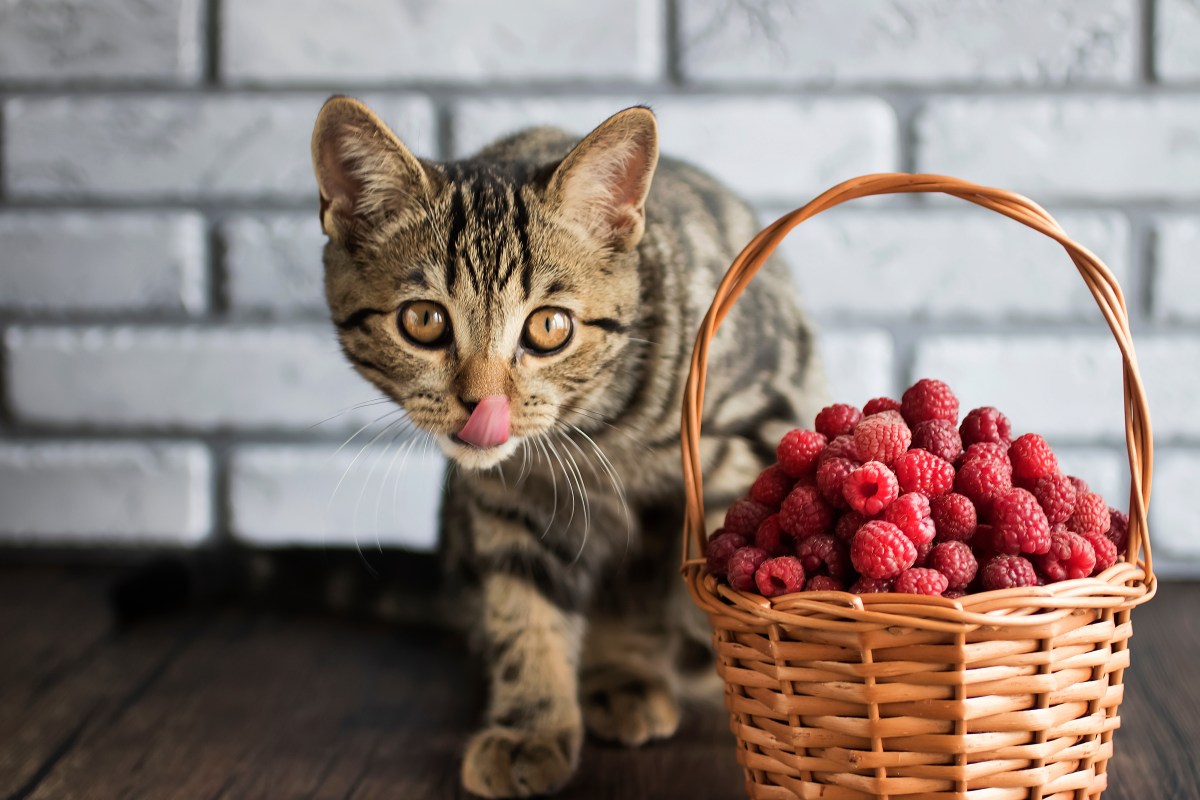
xmin=842 ymin=461 xmax=900 ymax=515
xmin=882 ymin=493 xmax=934 ymax=545
xmin=992 ymin=488 xmax=1052 ymax=555
xmin=805 ymin=575 xmax=846 ymax=592
xmin=726 ymin=546 xmax=769 ymax=592
xmin=723 ymin=498 xmax=773 ymax=539
xmin=944 ymin=588 xmax=967 ymax=599
xmin=927 ymin=541 xmax=978 ymax=589
xmin=815 ymin=403 xmax=863 ymax=439
xmin=863 ymin=397 xmax=901 ymax=416
xmin=779 ymin=485 xmax=833 ymax=540
xmin=753 ymin=514 xmax=794 ymax=557
xmin=851 ymin=521 xmax=918 ymax=579
xmin=755 ymin=556 xmax=806 ymax=597
xmin=834 ymin=510 xmax=868 ymax=543
xmin=749 ymin=465 xmax=796 ymax=508
xmin=981 ymin=554 xmax=1038 ymax=591
xmin=1080 ymin=530 xmax=1118 ymax=574
xmin=850 ymin=576 xmax=895 ymax=593
xmin=1067 ymin=475 xmax=1090 ymax=496
xmin=796 ymin=533 xmax=851 ymax=578
xmin=911 ymin=419 xmax=964 ymax=464
xmin=973 ymin=523 xmax=997 ymax=555
xmin=1107 ymin=509 xmax=1129 ymax=553
xmin=776 ymin=429 xmax=827 ymax=478
xmin=893 ymin=449 xmax=955 ymax=497
xmin=816 ymin=457 xmax=857 ymax=510
xmin=954 ymin=457 xmax=1013 ymax=517
xmin=961 ymin=441 xmax=1011 ymax=467
xmin=894 ymin=567 xmax=949 ymax=596
xmin=914 ymin=539 xmax=933 ymax=567
xmin=706 ymin=530 xmax=748 ymax=578
xmin=930 ymin=493 xmax=978 ymax=543
xmin=1035 ymin=527 xmax=1097 ymax=582
xmin=960 ymin=406 xmax=1012 ymax=447
xmin=901 ymin=379 xmax=959 ymax=427
xmin=1009 ymin=434 xmax=1059 ymax=482
xmin=818 ymin=434 xmax=860 ymax=464
xmin=853 ymin=412 xmax=912 ymax=466
xmin=1066 ymin=492 xmax=1111 ymax=536
xmin=1030 ymin=472 xmax=1077 ymax=525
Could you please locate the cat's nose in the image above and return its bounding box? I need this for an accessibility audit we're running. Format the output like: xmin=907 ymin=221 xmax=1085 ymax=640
xmin=458 ymin=397 xmax=479 ymax=413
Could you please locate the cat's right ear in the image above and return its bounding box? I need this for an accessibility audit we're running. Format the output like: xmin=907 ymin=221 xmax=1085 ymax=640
xmin=311 ymin=96 xmax=432 ymax=246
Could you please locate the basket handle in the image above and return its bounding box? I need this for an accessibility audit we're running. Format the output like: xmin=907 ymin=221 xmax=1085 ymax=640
xmin=680 ymin=173 xmax=1154 ymax=580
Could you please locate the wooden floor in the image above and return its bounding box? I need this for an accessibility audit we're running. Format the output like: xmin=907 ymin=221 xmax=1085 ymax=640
xmin=1 ymin=565 xmax=1197 ymax=800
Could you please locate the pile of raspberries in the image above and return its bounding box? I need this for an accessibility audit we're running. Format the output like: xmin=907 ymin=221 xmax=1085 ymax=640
xmin=707 ymin=379 xmax=1130 ymax=598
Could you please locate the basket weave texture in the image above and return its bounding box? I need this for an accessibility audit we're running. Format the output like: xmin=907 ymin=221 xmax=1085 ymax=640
xmin=680 ymin=174 xmax=1156 ymax=800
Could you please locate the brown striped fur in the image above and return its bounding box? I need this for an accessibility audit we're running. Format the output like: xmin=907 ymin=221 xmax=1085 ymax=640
xmin=311 ymin=96 xmax=827 ymax=798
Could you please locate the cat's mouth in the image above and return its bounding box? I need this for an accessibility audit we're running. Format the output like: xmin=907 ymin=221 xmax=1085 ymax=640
xmin=441 ymin=432 xmax=520 ymax=470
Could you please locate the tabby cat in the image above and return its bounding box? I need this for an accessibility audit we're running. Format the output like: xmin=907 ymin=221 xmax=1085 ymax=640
xmin=310 ymin=96 xmax=826 ymax=798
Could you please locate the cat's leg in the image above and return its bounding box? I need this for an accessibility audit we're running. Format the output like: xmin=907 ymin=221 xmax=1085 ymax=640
xmin=579 ymin=618 xmax=682 ymax=746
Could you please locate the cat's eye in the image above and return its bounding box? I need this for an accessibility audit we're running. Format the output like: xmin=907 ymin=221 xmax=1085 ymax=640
xmin=522 ymin=307 xmax=573 ymax=355
xmin=399 ymin=301 xmax=452 ymax=347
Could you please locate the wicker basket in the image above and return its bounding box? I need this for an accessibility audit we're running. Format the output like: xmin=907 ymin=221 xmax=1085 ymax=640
xmin=680 ymin=174 xmax=1156 ymax=800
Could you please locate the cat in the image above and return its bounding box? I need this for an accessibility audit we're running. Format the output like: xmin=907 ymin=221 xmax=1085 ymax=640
xmin=310 ymin=95 xmax=827 ymax=798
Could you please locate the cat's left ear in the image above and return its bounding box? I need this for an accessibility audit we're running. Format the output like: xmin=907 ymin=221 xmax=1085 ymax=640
xmin=548 ymin=106 xmax=659 ymax=252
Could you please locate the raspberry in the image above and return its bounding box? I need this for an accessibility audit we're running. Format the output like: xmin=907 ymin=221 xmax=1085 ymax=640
xmin=796 ymin=533 xmax=851 ymax=578
xmin=755 ymin=556 xmax=806 ymax=597
xmin=981 ymin=554 xmax=1038 ymax=591
xmin=973 ymin=524 xmax=997 ymax=556
xmin=818 ymin=434 xmax=860 ymax=464
xmin=776 ymin=429 xmax=827 ymax=478
xmin=706 ymin=530 xmax=748 ymax=578
xmin=1066 ymin=492 xmax=1111 ymax=536
xmin=779 ymin=485 xmax=834 ymax=540
xmin=992 ymin=488 xmax=1052 ymax=555
xmin=853 ymin=412 xmax=912 ymax=466
xmin=960 ymin=406 xmax=1012 ymax=447
xmin=816 ymin=457 xmax=857 ymax=510
xmin=842 ymin=461 xmax=900 ymax=515
xmin=834 ymin=510 xmax=868 ymax=543
xmin=850 ymin=576 xmax=895 ymax=594
xmin=882 ymin=493 xmax=934 ymax=545
xmin=901 ymin=379 xmax=959 ymax=427
xmin=961 ymin=441 xmax=1011 ymax=467
xmin=911 ymin=419 xmax=964 ymax=464
xmin=851 ymin=521 xmax=918 ymax=579
xmin=1067 ymin=475 xmax=1090 ymax=496
xmin=815 ymin=403 xmax=863 ymax=439
xmin=723 ymin=498 xmax=773 ymax=539
xmin=863 ymin=397 xmax=901 ymax=416
xmin=1107 ymin=509 xmax=1129 ymax=553
xmin=1009 ymin=434 xmax=1059 ymax=482
xmin=726 ymin=546 xmax=769 ymax=592
xmin=894 ymin=567 xmax=949 ymax=596
xmin=954 ymin=456 xmax=1013 ymax=517
xmin=749 ymin=465 xmax=796 ymax=508
xmin=754 ymin=514 xmax=795 ymax=557
xmin=927 ymin=541 xmax=978 ymax=589
xmin=914 ymin=540 xmax=933 ymax=567
xmin=1029 ymin=472 xmax=1076 ymax=525
xmin=893 ymin=449 xmax=955 ymax=497
xmin=1035 ymin=527 xmax=1097 ymax=582
xmin=805 ymin=575 xmax=846 ymax=592
xmin=1081 ymin=530 xmax=1118 ymax=574
xmin=944 ymin=588 xmax=967 ymax=599
xmin=930 ymin=493 xmax=978 ymax=543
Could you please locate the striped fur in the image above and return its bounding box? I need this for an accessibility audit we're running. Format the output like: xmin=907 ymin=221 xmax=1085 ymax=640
xmin=312 ymin=96 xmax=827 ymax=798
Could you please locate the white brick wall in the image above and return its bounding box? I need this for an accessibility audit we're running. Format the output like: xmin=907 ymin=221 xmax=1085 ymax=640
xmin=0 ymin=0 xmax=1196 ymax=571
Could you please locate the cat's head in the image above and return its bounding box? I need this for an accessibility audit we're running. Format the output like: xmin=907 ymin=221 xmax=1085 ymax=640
xmin=311 ymin=97 xmax=659 ymax=470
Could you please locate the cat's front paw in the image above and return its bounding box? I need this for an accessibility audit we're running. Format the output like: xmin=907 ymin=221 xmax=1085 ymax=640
xmin=461 ymin=724 xmax=582 ymax=798
xmin=582 ymin=672 xmax=680 ymax=747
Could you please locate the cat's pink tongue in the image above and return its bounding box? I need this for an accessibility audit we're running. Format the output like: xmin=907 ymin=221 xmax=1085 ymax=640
xmin=456 ymin=395 xmax=510 ymax=449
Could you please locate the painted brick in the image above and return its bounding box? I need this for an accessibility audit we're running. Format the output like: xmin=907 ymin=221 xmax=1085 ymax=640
xmin=817 ymin=329 xmax=895 ymax=408
xmin=1154 ymin=215 xmax=1200 ymax=322
xmin=0 ymin=0 xmax=202 ymax=84
xmin=229 ymin=444 xmax=444 ymax=551
xmin=766 ymin=209 xmax=1130 ymax=320
xmin=222 ymin=214 xmax=327 ymax=314
xmin=0 ymin=442 xmax=210 ymax=545
xmin=4 ymin=326 xmax=384 ymax=431
xmin=0 ymin=212 xmax=207 ymax=314
xmin=223 ymin=0 xmax=663 ymax=84
xmin=3 ymin=94 xmax=437 ymax=200
xmin=452 ymin=97 xmax=897 ymax=203
xmin=1156 ymin=0 xmax=1200 ymax=82
xmin=1152 ymin=449 xmax=1200 ymax=561
xmin=915 ymin=97 xmax=1200 ymax=201
xmin=680 ymin=0 xmax=1135 ymax=87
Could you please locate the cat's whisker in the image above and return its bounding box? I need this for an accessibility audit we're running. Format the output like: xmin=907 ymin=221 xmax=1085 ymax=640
xmin=306 ymin=396 xmax=394 ymax=431
xmin=560 ymin=405 xmax=652 ymax=452
xmin=625 ymin=337 xmax=658 ymax=346
xmin=569 ymin=423 xmax=633 ymax=561
xmin=551 ymin=430 xmax=591 ymax=566
xmin=349 ymin=415 xmax=411 ymax=574
xmin=332 ymin=407 xmax=406 ymax=457
xmin=329 ymin=409 xmax=411 ymax=535
xmin=374 ymin=421 xmax=419 ymax=552
xmin=391 ymin=433 xmax=425 ymax=537
xmin=534 ymin=436 xmax=561 ymax=542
